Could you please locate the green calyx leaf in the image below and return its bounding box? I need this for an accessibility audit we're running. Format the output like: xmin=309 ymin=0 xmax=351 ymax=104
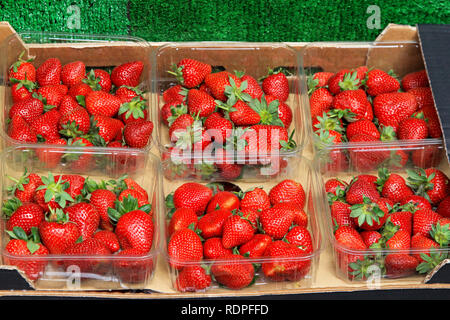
xmin=416 ymin=251 xmax=448 ymax=274
xmin=2 ymin=197 xmax=22 ymax=217
xmin=430 ymin=223 xmax=450 ymax=247
xmin=36 ymin=173 xmax=74 ymax=209
xmin=338 ymin=71 xmax=361 ymax=91
xmin=118 ymin=96 xmax=146 ymax=120
xmin=349 ymin=196 xmax=384 ymax=227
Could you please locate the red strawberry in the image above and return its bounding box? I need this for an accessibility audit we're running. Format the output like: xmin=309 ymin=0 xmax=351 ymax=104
xmin=332 ymin=89 xmax=370 ymax=122
xmin=285 ymin=226 xmax=313 ymax=253
xmin=83 ymin=69 xmax=112 ymax=92
xmin=34 ymin=173 xmax=74 ymax=212
xmin=168 ymin=227 xmax=203 ymax=270
xmin=386 ymin=230 xmax=411 ymax=250
xmin=239 ymin=234 xmax=272 ymax=258
xmin=401 ymin=195 xmax=432 ymax=211
xmin=385 ymin=210 xmax=413 ymax=235
xmin=197 ymin=209 xmax=233 ymax=239
xmin=360 ymin=230 xmax=383 ymax=248
xmin=204 ymin=112 xmax=233 ymax=143
xmin=123 ymin=119 xmax=153 ymax=148
xmin=334 ymin=226 xmax=367 ymax=277
xmin=61 ymin=61 xmax=86 ymax=87
xmin=385 ymin=254 xmax=419 ymax=278
xmin=161 ymin=101 xmax=188 ymax=126
xmin=346 ymin=120 xmax=380 ymax=141
xmin=211 ymin=254 xmax=255 ymax=289
xmin=204 ymin=71 xmax=241 ymax=102
xmin=58 ymin=95 xmax=82 ymax=116
xmin=36 ymin=58 xmax=62 ymax=86
xmin=308 ymin=72 xmax=334 ymax=92
xmin=407 ymin=168 xmax=449 ymax=205
xmin=65 ymin=137 xmax=94 ymax=170
xmin=408 ymin=87 xmax=434 ymax=109
xmin=111 ymin=61 xmax=144 ymax=87
xmin=175 ymin=265 xmax=212 ymax=292
xmin=68 ymin=82 xmax=92 ymax=100
xmin=4 ymin=199 xmax=44 ymax=235
xmin=269 ymin=179 xmax=305 ymax=208
xmin=325 ymin=178 xmax=348 ymax=197
xmin=9 ymin=52 xmax=36 ymax=82
xmin=205 ymin=191 xmax=239 ymax=213
xmin=8 ymin=114 xmax=38 ymax=143
xmin=262 ymin=240 xmax=311 ymax=281
xmin=376 ymin=169 xmax=413 ymax=203
xmin=63 ymin=238 xmax=111 ymax=274
xmin=437 ymin=196 xmax=450 ymax=218
xmin=64 ymin=202 xmax=100 ymax=240
xmin=39 ymin=209 xmax=81 ymax=254
xmin=411 ymin=233 xmax=440 ymax=267
xmin=118 ymin=97 xmax=148 ymax=124
xmin=241 ymin=74 xmax=264 ymax=99
xmin=172 ymin=182 xmax=213 ymax=215
xmin=168 ymin=207 xmax=198 ymax=237
xmin=331 ymin=201 xmax=356 ymax=229
xmin=4 ymin=230 xmax=49 ymax=281
xmin=30 ymin=108 xmax=62 ymax=141
xmin=259 ymin=202 xmax=296 ymax=239
xmin=221 ymin=214 xmax=255 ymax=248
xmin=264 ymin=95 xmax=293 ymax=128
xmin=240 ymin=187 xmax=271 ymax=212
xmin=219 ymin=100 xmax=261 ymax=126
xmin=412 ymin=208 xmax=441 ymax=237
xmin=89 ymin=115 xmax=123 ymax=144
xmin=262 ymin=71 xmax=289 ymax=102
xmin=401 ymin=70 xmax=429 ymax=91
xmin=10 ymin=78 xmax=37 ymax=103
xmin=215 ymin=162 xmax=243 ymax=180
xmin=163 ymin=84 xmax=188 ymax=104
xmin=93 ymin=230 xmax=120 ymax=253
xmin=421 ymin=104 xmax=443 ymax=138
xmin=398 ymin=116 xmax=429 ymax=140
xmin=7 ymin=172 xmax=42 ymax=203
xmin=58 ymin=106 xmax=91 ymax=137
xmin=364 ymin=69 xmax=400 ymax=96
xmin=89 ymin=188 xmax=116 ymax=231
xmin=309 ymin=88 xmax=333 ymax=118
xmin=113 ymin=248 xmax=154 ymax=284
xmin=373 ymin=92 xmax=418 ymax=131
xmin=85 ymin=91 xmax=122 ymax=117
xmin=203 ymin=237 xmax=233 ymax=260
xmin=348 ymin=134 xmax=387 ymax=172
xmin=350 ymin=197 xmax=389 ymax=231
xmin=168 ymin=113 xmax=194 ymax=141
xmin=37 ymin=84 xmax=67 ymax=107
xmin=169 ymin=59 xmax=211 ymax=88
xmin=327 ymin=69 xmax=353 ymax=94
xmin=35 ymin=138 xmax=67 ymax=169
xmin=186 ymin=89 xmax=216 ymax=118
xmin=334 ymin=226 xmax=367 ymax=251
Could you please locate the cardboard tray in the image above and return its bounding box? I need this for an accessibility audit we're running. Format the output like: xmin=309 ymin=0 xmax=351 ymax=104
xmin=0 ymin=21 xmax=449 ymax=298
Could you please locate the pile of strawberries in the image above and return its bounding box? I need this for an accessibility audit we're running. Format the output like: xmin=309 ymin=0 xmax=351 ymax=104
xmin=2 ymin=171 xmax=154 ymax=283
xmin=326 ymin=166 xmax=450 ymax=279
xmin=309 ymin=68 xmax=443 ymax=171
xmin=7 ymin=52 xmax=153 ymax=151
xmin=165 ymin=179 xmax=314 ymax=292
xmin=160 ymin=58 xmax=295 ymax=180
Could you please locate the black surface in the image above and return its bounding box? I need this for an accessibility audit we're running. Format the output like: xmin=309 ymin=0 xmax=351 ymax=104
xmin=417 ymin=24 xmax=450 ymax=161
xmin=0 ymin=269 xmax=33 ymax=290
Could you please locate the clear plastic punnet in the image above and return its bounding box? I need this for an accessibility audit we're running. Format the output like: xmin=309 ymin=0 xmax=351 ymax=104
xmin=152 ymin=42 xmax=307 ymax=182
xmin=300 ymin=41 xmax=445 ymax=172
xmin=0 ymin=32 xmax=153 ymax=171
xmin=161 ymin=157 xmax=324 ymax=293
xmin=0 ymin=145 xmax=161 ymax=290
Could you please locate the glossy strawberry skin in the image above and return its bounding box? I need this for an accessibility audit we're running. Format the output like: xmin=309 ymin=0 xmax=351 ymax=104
xmin=168 ymin=207 xmax=198 ymax=237
xmin=64 ymin=202 xmax=100 ymax=240
xmin=211 ymin=254 xmax=255 ymax=289
xmin=401 ymin=70 xmax=429 ymax=91
xmin=239 ymin=234 xmax=272 ymax=258
xmin=365 ymin=69 xmax=400 ymax=96
xmin=173 ymin=183 xmax=213 ymax=215
xmin=39 ymin=220 xmax=81 ymax=254
xmin=168 ymin=228 xmax=203 ymax=270
xmin=123 ymin=120 xmax=153 ymax=149
xmin=174 ymin=59 xmax=211 ymax=88
xmin=203 ymin=237 xmax=233 ymax=260
xmin=197 ymin=209 xmax=233 ymax=239
xmin=90 ymin=189 xmax=116 ymax=231
xmin=113 ymin=248 xmax=154 ymax=284
xmin=175 ymin=265 xmax=212 ymax=292
xmin=373 ymin=92 xmax=418 ymax=131
xmin=85 ymin=91 xmax=122 ymax=117
xmin=115 ymin=210 xmax=153 ymax=252
xmin=259 ymin=202 xmax=296 ymax=239
xmin=262 ymin=72 xmax=289 ymax=102
xmin=240 ymin=187 xmax=271 ymax=212
xmin=221 ymin=214 xmax=255 ymax=249
xmin=204 ymin=71 xmax=241 ymax=102
xmin=93 ymin=230 xmax=120 ymax=253
xmin=6 ymin=202 xmax=45 ymax=235
xmin=269 ymin=179 xmax=306 ymax=208
xmin=9 ymin=98 xmax=44 ymax=124
xmin=36 ymin=58 xmax=62 ymax=87
xmin=61 ymin=61 xmax=86 ymax=87
xmin=111 ymin=61 xmax=144 ymax=88
xmin=63 ymin=238 xmax=111 ymax=274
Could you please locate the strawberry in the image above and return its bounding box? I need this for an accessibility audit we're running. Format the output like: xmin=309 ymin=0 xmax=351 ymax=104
xmin=175 ymin=265 xmax=212 ymax=292
xmin=285 ymin=226 xmax=313 ymax=254
xmin=204 ymin=71 xmax=241 ymax=102
xmin=58 ymin=95 xmax=82 ymax=116
xmin=168 ymin=113 xmax=194 ymax=141
xmin=61 ymin=61 xmax=86 ymax=87
xmin=240 ymin=74 xmax=264 ymax=99
xmin=262 ymin=71 xmax=289 ymax=102
xmin=350 ymin=197 xmax=389 ymax=231
xmin=262 ymin=240 xmax=311 ymax=281
xmin=36 ymin=84 xmax=67 ymax=108
xmin=185 ymin=89 xmax=215 ymax=118
xmin=397 ymin=115 xmax=429 ymax=140
xmin=63 ymin=238 xmax=111 ymax=274
xmin=68 ymin=82 xmax=92 ymax=100
xmin=334 ymin=226 xmax=367 ymax=277
xmin=85 ymin=91 xmax=122 ymax=117
xmin=334 ymin=226 xmax=367 ymax=250
xmin=211 ymin=254 xmax=255 ymax=289
xmin=385 ymin=254 xmax=419 ymax=278
xmin=218 ymin=99 xmax=261 ymax=126
xmin=401 ymin=70 xmax=429 ymax=91
xmin=239 ymin=187 xmax=271 ymax=212
xmin=421 ymin=104 xmax=443 ymax=138
xmin=109 ymin=200 xmax=153 ymax=252
xmin=89 ymin=188 xmax=117 ymax=231
xmin=83 ymin=69 xmax=112 ymax=92
xmin=408 ymin=87 xmax=434 ymax=109
xmin=3 ymin=199 xmax=44 ymax=235
xmin=373 ymin=92 xmax=418 ymax=131
xmin=36 ymin=58 xmax=62 ymax=86
xmin=332 ymin=89 xmax=370 ymax=122
xmin=7 ymin=171 xmax=43 ymax=203
xmin=269 ymin=179 xmax=305 ymax=208
xmin=113 ymin=248 xmax=154 ymax=284
xmin=407 ymin=168 xmax=449 ymax=205
xmin=411 ymin=233 xmax=442 ymax=273
xmin=330 ymin=201 xmax=356 ymax=230
xmin=204 ymin=112 xmax=233 ymax=143
xmin=430 ymin=219 xmax=450 ymax=247
xmin=215 ymin=162 xmax=243 ymax=180
xmin=346 ymin=120 xmax=380 ymax=141
xmin=87 ymin=115 xmax=123 ymax=145
xmin=309 ymin=88 xmax=333 ymax=118
xmin=161 ymin=101 xmax=188 ymax=126
xmin=203 ymin=237 xmax=233 ymax=259
xmin=111 ymin=61 xmax=144 ymax=88
xmin=348 ymin=134 xmax=387 ymax=172
xmin=386 ymin=230 xmax=411 ymax=250
xmin=65 ymin=137 xmax=94 ymax=170
xmin=384 ymin=210 xmax=413 ymax=235
xmin=168 ymin=227 xmax=203 ymax=270
xmin=30 ymin=108 xmax=62 ymax=141
xmin=169 ymin=59 xmax=211 ymax=88
xmin=168 ymin=207 xmax=198 ymax=237
xmin=327 ymin=69 xmax=353 ymax=94
xmin=118 ymin=97 xmax=148 ymax=124
xmin=9 ymin=52 xmax=36 ymax=82
xmin=400 ymin=195 xmax=432 ymax=211
xmin=39 ymin=209 xmax=81 ymax=254
xmin=360 ymin=230 xmax=383 ymax=248
xmin=64 ymin=202 xmax=100 ymax=240
xmin=264 ymin=95 xmax=293 ymax=128
xmin=34 ymin=173 xmax=74 ymax=211
xmin=172 ymin=182 xmax=213 ymax=215
xmin=8 ymin=114 xmax=38 ymax=143
xmin=123 ymin=119 xmax=153 ymax=148
xmin=206 ymin=191 xmax=240 ymax=213
xmin=308 ymin=72 xmax=334 ymax=93
xmin=437 ymin=196 xmax=450 ymax=218
xmin=197 ymin=209 xmax=233 ymax=239
xmin=58 ymin=105 xmax=91 ymax=137
xmin=259 ymin=202 xmax=296 ymax=239
xmin=412 ymin=208 xmax=441 ymax=237
xmin=364 ymin=69 xmax=400 ymax=96
xmin=325 ymin=178 xmax=347 ymax=198
xmin=163 ymin=84 xmax=188 ymax=104
xmin=93 ymin=230 xmax=120 ymax=253
xmin=376 ymin=168 xmax=413 ymax=203
xmin=221 ymin=213 xmax=256 ymax=248
xmin=35 ymin=138 xmax=67 ymax=168
xmin=10 ymin=78 xmax=37 ymax=103
xmin=4 ymin=227 xmax=49 ymax=281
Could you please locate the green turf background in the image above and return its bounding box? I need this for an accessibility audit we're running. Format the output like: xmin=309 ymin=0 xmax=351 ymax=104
xmin=0 ymin=0 xmax=449 ymax=41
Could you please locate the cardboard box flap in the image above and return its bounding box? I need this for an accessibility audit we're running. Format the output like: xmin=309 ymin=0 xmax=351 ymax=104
xmin=417 ymin=24 xmax=450 ymax=163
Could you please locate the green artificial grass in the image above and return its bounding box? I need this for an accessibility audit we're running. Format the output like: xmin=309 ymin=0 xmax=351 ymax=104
xmin=0 ymin=0 xmax=449 ymax=41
